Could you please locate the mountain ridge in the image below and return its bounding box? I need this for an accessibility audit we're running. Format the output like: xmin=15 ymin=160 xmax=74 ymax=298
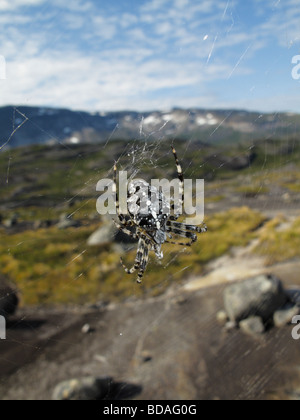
xmin=1 ymin=105 xmax=299 ymax=149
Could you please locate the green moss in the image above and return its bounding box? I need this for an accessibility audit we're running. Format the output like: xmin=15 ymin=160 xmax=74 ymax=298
xmin=205 ymin=195 xmax=226 ymax=203
xmin=284 ymin=183 xmax=300 ymax=193
xmin=254 ymin=216 xmax=300 ymax=265
xmin=0 ymin=207 xmax=266 ymax=306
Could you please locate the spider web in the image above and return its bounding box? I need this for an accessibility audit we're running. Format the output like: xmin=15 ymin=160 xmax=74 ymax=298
xmin=0 ymin=102 xmax=299 ymax=399
xmin=0 ymin=0 xmax=300 ymax=401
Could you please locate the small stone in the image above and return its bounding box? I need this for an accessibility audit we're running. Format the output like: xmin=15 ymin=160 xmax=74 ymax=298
xmin=52 ymin=376 xmax=112 ymax=400
xmin=216 ymin=311 xmax=228 ymax=325
xmin=239 ymin=316 xmax=265 ymax=337
xmin=274 ymin=304 xmax=300 ymax=328
xmin=225 ymin=321 xmax=237 ymax=331
xmin=93 ymin=354 xmax=107 ymax=364
xmin=81 ymin=324 xmax=92 ymax=334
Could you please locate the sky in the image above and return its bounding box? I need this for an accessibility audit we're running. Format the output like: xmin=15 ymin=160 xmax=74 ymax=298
xmin=0 ymin=0 xmax=299 ymax=113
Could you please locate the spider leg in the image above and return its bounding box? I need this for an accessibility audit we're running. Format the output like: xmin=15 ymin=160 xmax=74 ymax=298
xmin=136 ymin=240 xmax=149 ymax=284
xmin=166 ymin=226 xmax=198 ymax=246
xmin=165 ymin=220 xmax=207 ymax=246
xmin=113 ymin=162 xmax=127 ymax=224
xmin=167 ymin=220 xmax=208 ymax=234
xmin=113 ymin=220 xmax=139 ymax=239
xmin=165 ymin=240 xmax=193 ymax=247
xmin=120 ymin=238 xmax=143 ymax=274
xmin=168 ymin=214 xmax=180 ymax=222
xmin=171 ymin=146 xmax=184 ymax=214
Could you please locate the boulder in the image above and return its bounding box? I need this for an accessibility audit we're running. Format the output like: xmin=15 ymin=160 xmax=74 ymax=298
xmin=3 ymin=214 xmax=18 ymax=228
xmin=52 ymin=376 xmax=112 ymax=401
xmin=239 ymin=316 xmax=265 ymax=337
xmin=224 ymin=274 xmax=287 ymax=323
xmin=87 ymin=220 xmax=137 ymax=247
xmin=57 ymin=214 xmax=81 ymax=229
xmin=34 ymin=220 xmax=52 ymax=230
xmin=87 ymin=223 xmax=116 ymax=246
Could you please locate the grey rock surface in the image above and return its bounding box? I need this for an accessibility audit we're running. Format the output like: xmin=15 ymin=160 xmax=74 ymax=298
xmin=224 ymin=274 xmax=287 ymax=323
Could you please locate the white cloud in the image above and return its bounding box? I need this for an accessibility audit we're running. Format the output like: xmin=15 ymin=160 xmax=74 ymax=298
xmin=0 ymin=0 xmax=45 ymax=11
xmin=0 ymin=0 xmax=298 ymax=113
xmin=64 ymin=14 xmax=85 ymax=30
xmin=120 ymin=13 xmax=138 ymax=28
xmin=0 ymin=45 xmax=239 ymax=112
xmin=0 ymin=14 xmax=31 ymax=24
xmin=155 ymin=22 xmax=173 ymax=36
xmin=93 ymin=15 xmax=117 ymax=40
xmin=253 ymin=0 xmax=300 ymax=47
xmin=174 ymin=0 xmax=189 ymax=8
xmin=140 ymin=0 xmax=170 ymax=13
xmin=51 ymin=0 xmax=93 ymax=12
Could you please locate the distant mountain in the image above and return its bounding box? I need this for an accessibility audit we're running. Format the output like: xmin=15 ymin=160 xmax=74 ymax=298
xmin=0 ymin=106 xmax=299 ymax=149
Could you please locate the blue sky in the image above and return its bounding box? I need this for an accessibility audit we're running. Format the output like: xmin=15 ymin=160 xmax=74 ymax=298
xmin=0 ymin=0 xmax=299 ymax=112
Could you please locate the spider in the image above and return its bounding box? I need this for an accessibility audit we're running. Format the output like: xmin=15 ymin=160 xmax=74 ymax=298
xmin=113 ymin=147 xmax=207 ymax=283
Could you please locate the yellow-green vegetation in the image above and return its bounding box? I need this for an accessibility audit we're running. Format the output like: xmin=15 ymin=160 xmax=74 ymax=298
xmin=258 ymin=169 xmax=300 ymax=193
xmin=206 ymin=195 xmax=226 ymax=203
xmin=0 ymin=207 xmax=266 ymax=306
xmin=284 ymin=183 xmax=300 ymax=193
xmin=254 ymin=216 xmax=300 ymax=265
xmin=1 ymin=139 xmax=300 ymax=307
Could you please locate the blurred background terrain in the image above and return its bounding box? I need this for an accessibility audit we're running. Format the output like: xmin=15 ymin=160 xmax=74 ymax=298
xmin=1 ymin=109 xmax=300 ymax=399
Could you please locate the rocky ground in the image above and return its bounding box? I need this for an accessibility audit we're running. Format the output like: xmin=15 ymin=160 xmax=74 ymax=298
xmin=1 ymin=232 xmax=300 ymax=400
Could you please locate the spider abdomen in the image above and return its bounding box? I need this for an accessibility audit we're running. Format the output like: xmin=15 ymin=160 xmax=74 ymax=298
xmin=128 ymin=180 xmax=170 ymax=243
